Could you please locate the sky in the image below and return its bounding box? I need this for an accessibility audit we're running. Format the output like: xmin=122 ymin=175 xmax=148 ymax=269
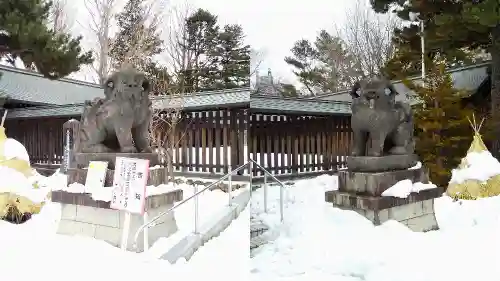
xmin=2 ymin=0 xmax=355 ymax=85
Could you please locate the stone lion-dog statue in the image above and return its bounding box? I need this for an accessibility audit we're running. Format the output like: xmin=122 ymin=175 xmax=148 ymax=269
xmin=78 ymin=67 xmax=153 ymax=153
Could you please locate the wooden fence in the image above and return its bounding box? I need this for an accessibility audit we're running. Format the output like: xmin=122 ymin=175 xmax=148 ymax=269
xmin=4 ymin=110 xmax=353 ymax=176
xmin=249 ymin=113 xmax=352 ymax=176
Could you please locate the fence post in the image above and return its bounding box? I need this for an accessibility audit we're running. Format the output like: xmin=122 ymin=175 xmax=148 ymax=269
xmin=61 ymin=119 xmax=80 ymax=174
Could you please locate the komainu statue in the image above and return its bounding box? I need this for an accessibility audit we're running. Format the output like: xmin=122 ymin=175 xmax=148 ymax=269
xmin=78 ymin=67 xmax=153 ymax=153
xmin=347 ymin=76 xmax=417 ymax=172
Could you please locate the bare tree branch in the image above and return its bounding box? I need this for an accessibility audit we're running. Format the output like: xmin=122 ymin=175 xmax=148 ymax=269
xmin=49 ymin=0 xmax=71 ymax=33
xmin=162 ymin=1 xmax=196 ymax=82
xmin=339 ymin=0 xmax=401 ymax=77
xmin=82 ymin=0 xmax=118 ymax=83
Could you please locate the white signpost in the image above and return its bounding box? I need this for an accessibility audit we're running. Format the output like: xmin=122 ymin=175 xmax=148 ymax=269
xmin=111 ymin=157 xmax=149 ymax=250
xmin=84 ymin=161 xmax=108 ymax=192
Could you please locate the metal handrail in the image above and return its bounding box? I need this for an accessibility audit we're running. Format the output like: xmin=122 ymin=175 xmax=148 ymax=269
xmin=132 ymin=159 xmax=286 ymax=251
xmin=249 ymin=159 xmax=286 ymax=222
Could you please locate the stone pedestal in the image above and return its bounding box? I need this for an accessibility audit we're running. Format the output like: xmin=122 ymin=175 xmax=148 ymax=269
xmin=52 ymin=189 xmax=183 ymax=252
xmin=67 ymin=167 xmax=168 ymax=187
xmin=326 ymin=167 xmax=441 ymax=232
xmin=55 ymin=151 xmax=183 ymax=252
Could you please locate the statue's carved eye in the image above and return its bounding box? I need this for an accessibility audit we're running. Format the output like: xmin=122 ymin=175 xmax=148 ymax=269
xmin=384 ymin=88 xmax=391 ymax=95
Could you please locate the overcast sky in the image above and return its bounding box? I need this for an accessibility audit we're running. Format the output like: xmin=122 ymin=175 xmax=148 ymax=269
xmin=2 ymin=0 xmax=355 ymax=85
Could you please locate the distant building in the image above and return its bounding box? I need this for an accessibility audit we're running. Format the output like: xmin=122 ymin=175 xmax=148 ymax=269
xmin=255 ymin=69 xmax=283 ymax=96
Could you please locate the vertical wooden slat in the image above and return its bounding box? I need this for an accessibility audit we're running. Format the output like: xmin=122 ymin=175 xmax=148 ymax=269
xmin=201 ymin=112 xmax=207 ymax=173
xmin=215 ymin=110 xmax=222 ymax=173
xmin=237 ymin=109 xmax=246 ymax=174
xmin=273 ymin=115 xmax=279 ymax=174
xmin=207 ymin=111 xmax=214 ymax=173
xmin=222 ymin=109 xmax=229 ymax=173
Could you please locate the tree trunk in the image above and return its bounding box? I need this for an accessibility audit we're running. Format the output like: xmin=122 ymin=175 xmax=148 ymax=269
xmin=489 ymin=24 xmax=500 ymax=158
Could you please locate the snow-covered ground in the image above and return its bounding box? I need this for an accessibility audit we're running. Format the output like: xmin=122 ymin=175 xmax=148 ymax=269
xmin=251 ymin=174 xmax=500 ymax=281
xmin=0 ymin=171 xmax=249 ymax=281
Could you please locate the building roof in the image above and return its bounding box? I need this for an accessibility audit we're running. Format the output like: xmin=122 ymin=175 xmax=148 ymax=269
xmin=6 ymin=88 xmax=253 ymax=119
xmin=0 ymin=64 xmax=352 ymax=118
xmin=0 ymin=64 xmax=103 ymax=105
xmin=251 ymin=94 xmax=351 ymax=115
xmin=311 ymin=62 xmax=491 ymax=103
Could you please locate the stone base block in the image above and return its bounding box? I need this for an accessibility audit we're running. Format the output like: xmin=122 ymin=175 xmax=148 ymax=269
xmin=51 ymin=189 xmax=183 ymax=210
xmin=67 ymin=167 xmax=168 ymax=187
xmin=57 ymin=203 xmax=177 ymax=252
xmin=338 ymin=168 xmax=428 ymax=196
xmin=347 ymin=154 xmax=418 ymax=172
xmin=325 ymin=187 xmax=443 ymax=231
xmin=75 ymin=152 xmax=160 ymax=169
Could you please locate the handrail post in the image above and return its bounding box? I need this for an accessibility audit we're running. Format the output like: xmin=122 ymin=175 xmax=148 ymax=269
xmin=279 ymin=183 xmax=284 ymax=222
xmin=249 ymin=160 xmax=253 ymax=196
xmin=263 ymin=172 xmax=268 ymax=213
xmin=194 ymin=184 xmax=199 ymax=234
xmin=228 ymin=164 xmax=232 ymax=206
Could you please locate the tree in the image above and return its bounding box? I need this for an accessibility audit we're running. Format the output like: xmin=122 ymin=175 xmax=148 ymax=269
xmin=371 ymin=0 xmax=500 ymax=154
xmin=0 ymin=0 xmax=93 ymax=79
xmin=162 ymin=2 xmax=196 ymax=93
xmin=285 ymin=31 xmax=362 ymax=95
xmin=84 ymin=0 xmax=118 ymax=83
xmin=181 ymin=8 xmax=219 ymax=92
xmin=109 ymin=0 xmax=163 ymax=72
xmin=341 ymin=0 xmax=399 ymax=76
xmin=405 ymin=63 xmax=474 ymax=187
xmin=280 ymin=83 xmax=299 ymax=97
xmin=284 ymin=39 xmax=321 ymax=95
xmin=49 ymin=0 xmax=71 ymax=33
xmin=206 ymin=24 xmax=250 ymax=90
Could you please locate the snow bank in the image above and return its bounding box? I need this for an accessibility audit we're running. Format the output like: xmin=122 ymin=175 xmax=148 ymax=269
xmin=450 ymin=151 xmax=500 ymax=184
xmin=251 ymin=174 xmax=500 ymax=280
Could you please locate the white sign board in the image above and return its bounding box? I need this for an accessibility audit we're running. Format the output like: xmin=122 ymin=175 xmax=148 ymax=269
xmin=111 ymin=157 xmax=149 ymax=214
xmin=84 ymin=161 xmax=108 ymax=191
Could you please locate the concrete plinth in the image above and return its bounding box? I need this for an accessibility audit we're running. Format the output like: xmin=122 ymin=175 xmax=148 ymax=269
xmin=53 ymin=190 xmax=183 ymax=252
xmin=326 ymin=167 xmax=441 ymax=232
xmin=68 ymin=167 xmax=168 ymax=187
xmin=325 ymin=187 xmax=442 ymax=231
xmin=74 ymin=152 xmax=160 ymax=169
xmin=338 ymin=168 xmax=428 ymax=196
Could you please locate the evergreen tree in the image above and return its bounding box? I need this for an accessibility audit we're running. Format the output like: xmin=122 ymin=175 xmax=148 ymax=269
xmin=109 ymin=0 xmax=163 ymax=73
xmin=405 ymin=63 xmax=474 ymax=187
xmin=370 ymin=0 xmax=500 ymax=153
xmin=284 ymin=39 xmax=322 ymax=95
xmin=284 ymin=30 xmax=363 ymax=95
xmin=280 ymin=83 xmax=299 ymax=97
xmin=182 ymin=9 xmax=219 ymax=92
xmin=207 ymin=24 xmax=250 ymax=90
xmin=0 ymin=0 xmax=93 ymax=79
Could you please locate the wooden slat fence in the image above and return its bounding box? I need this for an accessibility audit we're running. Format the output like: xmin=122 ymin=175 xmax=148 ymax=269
xmin=4 ymin=107 xmax=250 ymax=175
xmin=155 ymin=107 xmax=248 ymax=174
xmin=249 ymin=113 xmax=352 ymax=176
xmin=3 ymin=109 xmax=352 ymax=177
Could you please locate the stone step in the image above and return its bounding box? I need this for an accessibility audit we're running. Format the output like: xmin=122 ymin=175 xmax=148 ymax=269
xmin=250 ymin=223 xmax=269 ymax=238
xmin=250 ymin=236 xmax=268 ymax=250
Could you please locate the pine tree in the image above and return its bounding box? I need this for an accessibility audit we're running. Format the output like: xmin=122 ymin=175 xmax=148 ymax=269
xmin=109 ymin=0 xmax=163 ymax=72
xmin=284 ymin=30 xmax=363 ymax=95
xmin=0 ymin=0 xmax=93 ymax=79
xmin=207 ymin=24 xmax=250 ymax=90
xmin=405 ymin=63 xmax=474 ymax=187
xmin=182 ymin=9 xmax=219 ymax=92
